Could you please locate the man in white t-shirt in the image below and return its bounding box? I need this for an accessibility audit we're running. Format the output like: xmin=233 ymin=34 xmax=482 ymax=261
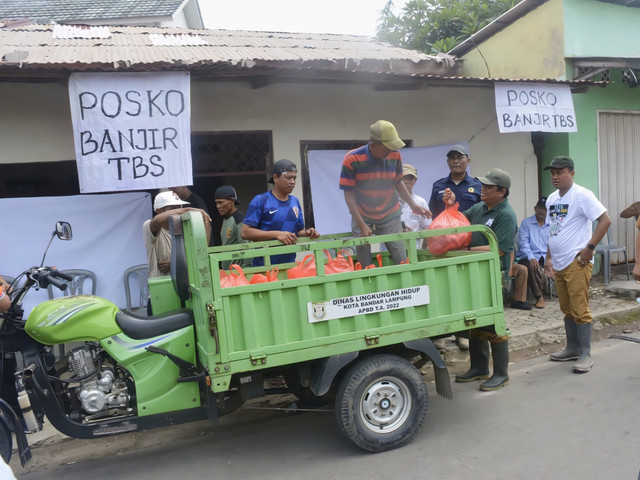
xmin=543 ymin=156 xmax=611 ymax=374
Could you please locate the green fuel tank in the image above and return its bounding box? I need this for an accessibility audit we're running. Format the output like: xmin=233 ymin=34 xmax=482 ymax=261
xmin=25 ymin=295 xmax=121 ymax=344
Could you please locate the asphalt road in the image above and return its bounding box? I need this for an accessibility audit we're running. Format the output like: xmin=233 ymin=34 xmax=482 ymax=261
xmin=14 ymin=335 xmax=640 ymax=480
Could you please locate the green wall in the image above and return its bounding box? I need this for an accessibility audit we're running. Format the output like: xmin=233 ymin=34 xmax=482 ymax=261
xmin=564 ymin=0 xmax=640 ymax=58
xmin=539 ymin=132 xmax=568 ymax=197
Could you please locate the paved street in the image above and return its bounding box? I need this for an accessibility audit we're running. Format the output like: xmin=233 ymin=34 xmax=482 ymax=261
xmin=13 ymin=331 xmax=640 ymax=480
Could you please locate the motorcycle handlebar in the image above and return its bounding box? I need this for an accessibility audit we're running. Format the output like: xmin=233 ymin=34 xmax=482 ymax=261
xmin=46 ymin=275 xmax=68 ymax=291
xmin=51 ymin=269 xmax=73 ymax=282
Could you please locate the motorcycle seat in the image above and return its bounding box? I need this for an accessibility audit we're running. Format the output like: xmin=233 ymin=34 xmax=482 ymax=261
xmin=115 ymin=308 xmax=194 ymax=340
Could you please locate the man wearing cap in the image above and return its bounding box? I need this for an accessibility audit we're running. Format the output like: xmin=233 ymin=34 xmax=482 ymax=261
xmin=620 ymin=201 xmax=640 ymax=221
xmin=215 ymin=185 xmax=251 ymax=270
xmin=242 ymin=159 xmax=319 ymax=266
xmin=543 ymin=156 xmax=611 ymax=374
xmin=516 ymin=197 xmax=551 ymax=309
xmin=428 ymin=145 xmax=482 ymax=219
xmin=442 ymin=168 xmax=524 ymax=391
xmin=340 ymin=120 xmax=430 ymax=267
xmin=143 ymin=191 xmax=212 ymax=278
xmin=399 ymin=164 xmax=432 ymax=248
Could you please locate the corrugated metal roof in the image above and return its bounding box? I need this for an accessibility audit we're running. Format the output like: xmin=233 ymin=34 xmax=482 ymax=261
xmin=597 ymin=0 xmax=640 ymax=6
xmin=0 ymin=24 xmax=454 ymax=77
xmin=0 ymin=23 xmax=604 ymax=90
xmin=0 ymin=0 xmax=186 ymax=21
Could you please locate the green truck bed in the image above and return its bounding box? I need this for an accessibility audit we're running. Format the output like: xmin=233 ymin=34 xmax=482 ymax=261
xmin=150 ymin=212 xmax=507 ymax=395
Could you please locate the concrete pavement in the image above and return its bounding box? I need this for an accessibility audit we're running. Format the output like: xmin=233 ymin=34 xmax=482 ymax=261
xmin=506 ymin=271 xmax=640 ymax=351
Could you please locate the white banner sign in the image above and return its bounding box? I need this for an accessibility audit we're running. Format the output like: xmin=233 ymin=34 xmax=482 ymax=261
xmin=69 ymin=72 xmax=192 ymax=193
xmin=307 ymin=285 xmax=430 ymax=323
xmin=495 ymin=82 xmax=577 ymax=133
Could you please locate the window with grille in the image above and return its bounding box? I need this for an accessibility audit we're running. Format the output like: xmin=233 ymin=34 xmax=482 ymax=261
xmin=191 ymin=131 xmax=272 ymax=176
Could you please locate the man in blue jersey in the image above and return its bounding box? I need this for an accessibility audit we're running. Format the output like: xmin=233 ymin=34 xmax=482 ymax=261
xmin=242 ymin=159 xmax=319 ymax=266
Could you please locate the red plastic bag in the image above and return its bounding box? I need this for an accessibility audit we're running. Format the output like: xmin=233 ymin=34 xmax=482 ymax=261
xmin=287 ymin=255 xmax=317 ymax=279
xmin=220 ymin=264 xmax=250 ymax=288
xmin=324 ymin=249 xmax=355 ymax=275
xmin=249 ymin=267 xmax=279 ymax=284
xmin=426 ymin=203 xmax=472 ymax=254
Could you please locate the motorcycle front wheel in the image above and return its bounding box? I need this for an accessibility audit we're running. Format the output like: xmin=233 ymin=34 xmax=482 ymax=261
xmin=0 ymin=418 xmax=12 ymax=463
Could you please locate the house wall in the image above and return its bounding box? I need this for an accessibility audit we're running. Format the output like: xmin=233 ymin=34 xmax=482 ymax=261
xmin=0 ymin=80 xmax=538 ymax=221
xmin=564 ymin=0 xmax=640 ymax=58
xmin=458 ymin=0 xmax=565 ymax=80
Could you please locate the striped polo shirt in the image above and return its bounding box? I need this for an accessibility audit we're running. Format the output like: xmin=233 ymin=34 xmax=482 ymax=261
xmin=339 ymin=144 xmax=403 ymax=222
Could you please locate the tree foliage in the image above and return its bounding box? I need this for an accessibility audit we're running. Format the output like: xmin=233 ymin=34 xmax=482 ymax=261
xmin=376 ymin=0 xmax=518 ymax=54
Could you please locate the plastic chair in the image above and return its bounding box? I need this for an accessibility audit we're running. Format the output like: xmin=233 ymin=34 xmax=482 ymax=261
xmin=594 ymin=229 xmax=630 ymax=285
xmin=124 ymin=264 xmax=149 ymax=313
xmin=47 ymin=269 xmax=97 ymax=299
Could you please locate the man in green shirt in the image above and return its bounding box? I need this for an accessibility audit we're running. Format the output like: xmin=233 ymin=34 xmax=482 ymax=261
xmin=215 ymin=186 xmax=251 ymax=270
xmin=442 ymin=168 xmax=521 ymax=391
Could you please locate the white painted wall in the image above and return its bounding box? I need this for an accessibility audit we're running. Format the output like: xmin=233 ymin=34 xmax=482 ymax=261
xmin=0 ymin=80 xmax=537 ymax=220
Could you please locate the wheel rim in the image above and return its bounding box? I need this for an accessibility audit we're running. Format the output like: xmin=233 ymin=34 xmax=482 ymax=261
xmin=359 ymin=376 xmax=412 ymax=434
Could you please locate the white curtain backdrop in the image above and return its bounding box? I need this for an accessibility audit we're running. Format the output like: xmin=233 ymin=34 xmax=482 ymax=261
xmin=308 ymin=143 xmax=469 ymax=234
xmin=0 ymin=192 xmax=151 ymax=316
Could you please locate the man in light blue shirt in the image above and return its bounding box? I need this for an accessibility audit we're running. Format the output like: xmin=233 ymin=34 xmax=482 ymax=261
xmin=516 ymin=197 xmax=550 ymax=309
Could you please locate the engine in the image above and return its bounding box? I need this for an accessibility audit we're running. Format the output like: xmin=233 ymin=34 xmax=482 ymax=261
xmin=67 ymin=345 xmax=130 ymax=417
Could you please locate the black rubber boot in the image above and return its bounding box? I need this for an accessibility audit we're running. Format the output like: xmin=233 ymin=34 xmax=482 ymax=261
xmin=550 ymin=317 xmax=579 ymax=362
xmin=480 ymin=340 xmax=510 ymax=391
xmin=455 ymin=338 xmax=490 ymax=382
xmin=573 ymin=322 xmax=593 ymax=373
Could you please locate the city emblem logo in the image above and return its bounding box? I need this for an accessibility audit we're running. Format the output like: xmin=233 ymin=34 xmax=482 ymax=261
xmin=311 ymin=302 xmax=326 ymax=320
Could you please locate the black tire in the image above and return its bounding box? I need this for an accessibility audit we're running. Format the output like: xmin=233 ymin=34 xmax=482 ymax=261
xmin=334 ymin=354 xmax=428 ymax=453
xmin=0 ymin=419 xmax=12 ymax=464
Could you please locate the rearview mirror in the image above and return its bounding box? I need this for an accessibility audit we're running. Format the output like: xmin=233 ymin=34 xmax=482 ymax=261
xmin=55 ymin=221 xmax=72 ymax=240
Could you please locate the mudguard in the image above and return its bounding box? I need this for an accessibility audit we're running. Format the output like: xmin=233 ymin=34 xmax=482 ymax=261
xmin=0 ymin=397 xmax=32 ymax=467
xmin=404 ymin=338 xmax=453 ymax=400
xmin=310 ymin=352 xmax=359 ymax=396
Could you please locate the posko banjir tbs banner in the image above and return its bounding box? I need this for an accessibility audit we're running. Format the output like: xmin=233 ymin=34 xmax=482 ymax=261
xmin=68 ymin=72 xmax=192 ymax=193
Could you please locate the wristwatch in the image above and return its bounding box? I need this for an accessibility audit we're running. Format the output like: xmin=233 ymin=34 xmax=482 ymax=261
xmin=587 ymin=243 xmax=596 ymax=250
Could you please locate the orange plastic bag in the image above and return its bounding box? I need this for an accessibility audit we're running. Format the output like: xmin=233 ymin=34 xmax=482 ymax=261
xmin=286 ymin=255 xmax=317 ymax=279
xmin=354 ymin=254 xmax=383 ymax=270
xmin=220 ymin=264 xmax=250 ymax=288
xmin=324 ymin=249 xmax=355 ymax=275
xmin=426 ymin=203 xmax=472 ymax=254
xmin=249 ymin=267 xmax=279 ymax=284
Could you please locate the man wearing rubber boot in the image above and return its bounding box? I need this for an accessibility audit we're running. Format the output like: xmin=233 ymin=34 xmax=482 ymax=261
xmin=442 ymin=168 xmax=517 ymax=391
xmin=543 ymin=156 xmax=611 ymax=374
xmin=456 ymin=329 xmax=510 ymax=391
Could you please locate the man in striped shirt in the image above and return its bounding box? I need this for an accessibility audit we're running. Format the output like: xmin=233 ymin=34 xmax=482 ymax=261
xmin=340 ymin=120 xmax=430 ymax=267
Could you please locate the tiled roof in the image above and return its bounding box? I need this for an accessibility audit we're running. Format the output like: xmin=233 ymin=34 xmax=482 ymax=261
xmin=0 ymin=0 xmax=186 ymax=21
xmin=0 ymin=24 xmax=455 ymax=78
